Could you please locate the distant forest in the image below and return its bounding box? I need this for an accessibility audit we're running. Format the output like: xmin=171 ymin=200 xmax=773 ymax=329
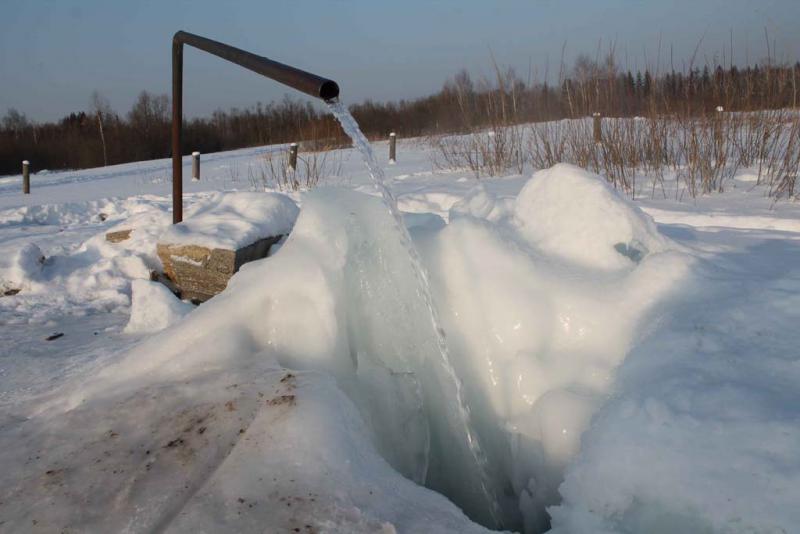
xmin=1 ymin=55 xmax=798 ymax=176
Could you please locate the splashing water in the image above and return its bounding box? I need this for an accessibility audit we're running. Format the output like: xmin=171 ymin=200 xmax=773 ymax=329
xmin=327 ymin=99 xmax=500 ymax=526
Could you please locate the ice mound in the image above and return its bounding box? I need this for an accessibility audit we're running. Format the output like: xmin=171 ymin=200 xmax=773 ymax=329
xmin=124 ymin=279 xmax=193 ymax=334
xmin=0 ymin=189 xmax=495 ymax=533
xmin=514 ymin=164 xmax=670 ymax=270
xmin=425 ymin=212 xmax=690 ymax=531
xmin=0 ymin=184 xmax=696 ymax=532
xmin=160 ymin=192 xmax=299 ymax=249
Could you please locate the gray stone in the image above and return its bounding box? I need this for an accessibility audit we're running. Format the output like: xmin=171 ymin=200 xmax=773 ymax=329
xmin=106 ymin=229 xmax=132 ymax=243
xmin=156 ymin=235 xmax=282 ymax=302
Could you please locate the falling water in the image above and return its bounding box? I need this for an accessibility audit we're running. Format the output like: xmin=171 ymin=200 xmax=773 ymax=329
xmin=327 ymin=99 xmax=499 ymax=526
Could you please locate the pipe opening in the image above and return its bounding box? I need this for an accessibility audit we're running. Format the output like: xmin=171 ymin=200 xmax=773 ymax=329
xmin=320 ymin=80 xmax=340 ymax=102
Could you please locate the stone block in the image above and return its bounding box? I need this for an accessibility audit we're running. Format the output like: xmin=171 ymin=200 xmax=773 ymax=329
xmin=156 ymin=235 xmax=282 ymax=302
xmin=106 ymin=229 xmax=132 ymax=243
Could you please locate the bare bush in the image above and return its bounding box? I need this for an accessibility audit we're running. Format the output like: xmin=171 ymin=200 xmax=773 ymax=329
xmin=520 ymin=108 xmax=799 ymax=200
xmin=252 ymin=146 xmax=343 ymax=192
xmin=430 ymin=125 xmax=525 ymax=178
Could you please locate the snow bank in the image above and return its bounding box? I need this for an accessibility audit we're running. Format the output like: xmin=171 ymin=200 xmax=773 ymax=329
xmin=159 ymin=192 xmax=299 ymax=249
xmin=123 ymin=279 xmax=193 ymax=334
xmin=515 ymin=163 xmax=670 ymax=270
xmin=548 ymin=246 xmax=800 ymax=533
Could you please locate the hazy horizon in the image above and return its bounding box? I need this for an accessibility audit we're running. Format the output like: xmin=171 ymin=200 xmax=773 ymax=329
xmin=2 ymin=0 xmax=799 ymax=122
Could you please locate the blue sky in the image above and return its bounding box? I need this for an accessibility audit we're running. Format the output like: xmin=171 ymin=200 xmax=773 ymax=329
xmin=1 ymin=0 xmax=798 ymax=121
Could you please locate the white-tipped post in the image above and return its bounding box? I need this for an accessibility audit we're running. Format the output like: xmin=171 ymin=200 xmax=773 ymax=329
xmin=289 ymin=143 xmax=298 ymax=171
xmin=592 ymin=112 xmax=602 ymax=144
xmin=714 ymin=106 xmax=725 ymax=144
xmin=389 ymin=132 xmax=397 ymax=164
xmin=191 ymin=151 xmax=200 ymax=181
xmin=22 ymin=160 xmax=30 ymax=194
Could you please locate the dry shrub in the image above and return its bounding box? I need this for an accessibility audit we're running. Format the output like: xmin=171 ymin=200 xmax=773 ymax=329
xmin=429 ymin=62 xmax=527 ymax=178
xmin=522 ymin=108 xmax=799 ymax=199
xmin=430 ymin=125 xmax=525 ymax=178
xmin=251 ymin=146 xmax=343 ymax=192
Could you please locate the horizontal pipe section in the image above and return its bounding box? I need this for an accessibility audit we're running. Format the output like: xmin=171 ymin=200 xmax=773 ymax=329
xmin=173 ymin=31 xmax=339 ymax=101
xmin=172 ymin=31 xmax=340 ymax=223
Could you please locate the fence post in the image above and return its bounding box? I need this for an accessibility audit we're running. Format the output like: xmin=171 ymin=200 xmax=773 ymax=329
xmin=389 ymin=132 xmax=397 ymax=163
xmin=593 ymin=112 xmax=602 ymax=143
xmin=289 ymin=143 xmax=298 ymax=171
xmin=714 ymin=106 xmax=724 ymax=146
xmin=22 ymin=160 xmax=30 ymax=194
xmin=191 ymin=151 xmax=200 ymax=181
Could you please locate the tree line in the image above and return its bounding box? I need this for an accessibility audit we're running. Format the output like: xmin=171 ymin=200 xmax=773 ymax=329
xmin=1 ymin=55 xmax=798 ymax=176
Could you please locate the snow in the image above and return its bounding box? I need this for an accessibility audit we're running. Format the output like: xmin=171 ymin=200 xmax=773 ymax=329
xmin=124 ymin=279 xmax=194 ymax=334
xmin=514 ymin=164 xmax=671 ymax=270
xmin=159 ymin=192 xmax=299 ymax=250
xmin=0 ymin=124 xmax=799 ymax=533
xmin=0 ymin=242 xmax=44 ymax=293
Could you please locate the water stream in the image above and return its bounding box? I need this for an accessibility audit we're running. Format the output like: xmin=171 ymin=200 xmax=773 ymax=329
xmin=327 ymin=99 xmax=500 ymax=526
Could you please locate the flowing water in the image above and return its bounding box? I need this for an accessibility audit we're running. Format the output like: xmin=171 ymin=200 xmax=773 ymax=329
xmin=327 ymin=99 xmax=500 ymax=526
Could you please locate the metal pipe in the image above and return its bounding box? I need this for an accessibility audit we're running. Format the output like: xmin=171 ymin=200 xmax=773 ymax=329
xmin=289 ymin=143 xmax=298 ymax=171
xmin=22 ymin=160 xmax=30 ymax=194
xmin=172 ymin=38 xmax=183 ymax=223
xmin=172 ymin=31 xmax=340 ymax=223
xmin=192 ymin=151 xmax=200 ymax=181
xmin=173 ymin=31 xmax=339 ymax=102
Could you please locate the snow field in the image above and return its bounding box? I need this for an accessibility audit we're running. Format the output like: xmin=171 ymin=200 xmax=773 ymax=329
xmin=0 ymin=139 xmax=799 ymax=533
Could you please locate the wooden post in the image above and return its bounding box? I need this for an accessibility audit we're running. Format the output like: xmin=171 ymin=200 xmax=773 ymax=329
xmin=22 ymin=160 xmax=30 ymax=194
xmin=389 ymin=132 xmax=397 ymax=163
xmin=192 ymin=151 xmax=200 ymax=181
xmin=592 ymin=112 xmax=602 ymax=143
xmin=714 ymin=106 xmax=724 ymax=146
xmin=289 ymin=143 xmax=298 ymax=171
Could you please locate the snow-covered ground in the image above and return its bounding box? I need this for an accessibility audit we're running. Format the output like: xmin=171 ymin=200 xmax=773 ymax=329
xmin=0 ymin=136 xmax=798 ymax=533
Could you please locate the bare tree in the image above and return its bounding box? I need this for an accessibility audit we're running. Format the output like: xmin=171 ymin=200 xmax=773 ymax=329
xmin=90 ymin=91 xmax=112 ymax=166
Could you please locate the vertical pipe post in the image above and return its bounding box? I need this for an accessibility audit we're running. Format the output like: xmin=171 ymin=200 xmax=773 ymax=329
xmin=593 ymin=112 xmax=602 ymax=143
xmin=389 ymin=132 xmax=397 ymax=163
xmin=22 ymin=160 xmax=30 ymax=194
xmin=172 ymin=39 xmax=184 ymax=224
xmin=289 ymin=143 xmax=298 ymax=171
xmin=192 ymin=151 xmax=200 ymax=181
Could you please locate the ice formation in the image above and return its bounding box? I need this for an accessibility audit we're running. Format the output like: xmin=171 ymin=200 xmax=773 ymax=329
xmin=0 ymin=160 xmax=701 ymax=532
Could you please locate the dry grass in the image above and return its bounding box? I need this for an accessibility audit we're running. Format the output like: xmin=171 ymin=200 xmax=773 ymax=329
xmin=523 ymin=109 xmax=799 ymax=199
xmin=250 ymin=145 xmax=343 ymax=192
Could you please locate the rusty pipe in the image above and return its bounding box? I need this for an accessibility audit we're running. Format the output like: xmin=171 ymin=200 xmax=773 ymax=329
xmin=172 ymin=31 xmax=339 ymax=223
